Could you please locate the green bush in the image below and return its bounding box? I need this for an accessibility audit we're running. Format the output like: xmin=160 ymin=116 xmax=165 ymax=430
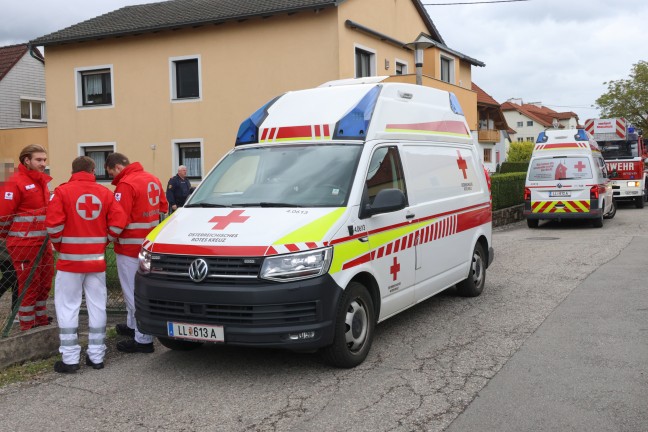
xmin=499 ymin=161 xmax=529 ymax=173
xmin=507 ymin=141 xmax=535 ymax=162
xmin=491 ymin=172 xmax=526 ymax=210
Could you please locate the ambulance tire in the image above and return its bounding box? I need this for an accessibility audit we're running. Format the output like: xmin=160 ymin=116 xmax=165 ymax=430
xmin=526 ymin=219 xmax=539 ymax=228
xmin=321 ymin=282 xmax=375 ymax=368
xmin=456 ymin=242 xmax=486 ymax=297
xmin=157 ymin=337 xmax=203 ymax=351
xmin=604 ymin=199 xmax=616 ymax=219
xmin=592 ymin=211 xmax=604 ymax=228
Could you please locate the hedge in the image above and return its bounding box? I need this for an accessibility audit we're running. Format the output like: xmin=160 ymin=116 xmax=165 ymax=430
xmin=499 ymin=161 xmax=529 ymax=174
xmin=491 ymin=172 xmax=526 ymax=211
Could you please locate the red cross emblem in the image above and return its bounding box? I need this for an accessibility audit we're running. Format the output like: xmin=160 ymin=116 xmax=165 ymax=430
xmin=574 ymin=161 xmax=587 ymax=172
xmin=147 ymin=182 xmax=160 ymax=206
xmin=76 ymin=194 xmax=101 ymax=221
xmin=389 ymin=256 xmax=401 ymax=281
xmin=456 ymin=150 xmax=468 ymax=179
xmin=209 ymin=210 xmax=250 ymax=230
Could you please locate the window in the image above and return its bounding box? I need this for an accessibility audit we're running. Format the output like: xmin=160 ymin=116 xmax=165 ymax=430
xmin=355 ymin=47 xmax=375 ymax=78
xmin=440 ymin=56 xmax=454 ymax=83
xmin=176 ymin=142 xmax=203 ymax=179
xmin=395 ymin=61 xmax=407 ymax=75
xmin=517 ymin=121 xmax=523 ymax=127
xmin=517 ymin=137 xmax=524 ymax=143
xmin=365 ymin=146 xmax=406 ymax=206
xmin=80 ymin=144 xmax=115 ymax=180
xmin=170 ymin=56 xmax=201 ymax=100
xmin=527 ymin=121 xmax=534 ymax=127
xmin=21 ymin=99 xmax=45 ymax=121
xmin=528 ymin=137 xmax=535 ymax=143
xmin=484 ymin=148 xmax=492 ymax=163
xmin=77 ymin=68 xmax=112 ymax=106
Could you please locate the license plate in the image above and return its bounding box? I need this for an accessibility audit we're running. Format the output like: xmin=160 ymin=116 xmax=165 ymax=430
xmin=549 ymin=191 xmax=571 ymax=197
xmin=167 ymin=321 xmax=224 ymax=342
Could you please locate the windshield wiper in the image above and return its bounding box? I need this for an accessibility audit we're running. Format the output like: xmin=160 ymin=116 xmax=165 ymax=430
xmin=184 ymin=202 xmax=229 ymax=208
xmin=232 ymin=202 xmax=303 ymax=208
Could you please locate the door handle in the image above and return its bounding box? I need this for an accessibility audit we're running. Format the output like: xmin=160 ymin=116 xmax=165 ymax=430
xmin=406 ymin=213 xmax=415 ymax=220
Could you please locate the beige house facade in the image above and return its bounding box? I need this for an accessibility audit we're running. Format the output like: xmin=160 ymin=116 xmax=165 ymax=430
xmin=32 ymin=0 xmax=483 ymax=186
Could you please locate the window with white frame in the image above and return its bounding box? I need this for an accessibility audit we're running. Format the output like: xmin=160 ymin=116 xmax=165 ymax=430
xmin=395 ymin=60 xmax=407 ymax=75
xmin=170 ymin=56 xmax=201 ymax=101
xmin=517 ymin=137 xmax=524 ymax=143
xmin=80 ymin=144 xmax=115 ymax=180
xmin=484 ymin=148 xmax=492 ymax=163
xmin=355 ymin=47 xmax=375 ymax=78
xmin=76 ymin=66 xmax=113 ymax=107
xmin=176 ymin=142 xmax=202 ymax=179
xmin=440 ymin=56 xmax=454 ymax=84
xmin=517 ymin=121 xmax=523 ymax=127
xmin=528 ymin=137 xmax=535 ymax=143
xmin=527 ymin=120 xmax=534 ymax=126
xmin=20 ymin=99 xmax=45 ymax=121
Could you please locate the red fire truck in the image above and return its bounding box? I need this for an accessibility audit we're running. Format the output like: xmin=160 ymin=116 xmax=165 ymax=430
xmin=584 ymin=118 xmax=647 ymax=208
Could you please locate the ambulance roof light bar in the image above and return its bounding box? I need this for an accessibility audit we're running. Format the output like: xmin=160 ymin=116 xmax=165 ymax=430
xmin=235 ymin=96 xmax=281 ymax=146
xmin=574 ymin=129 xmax=589 ymax=141
xmin=332 ymin=85 xmax=382 ymax=140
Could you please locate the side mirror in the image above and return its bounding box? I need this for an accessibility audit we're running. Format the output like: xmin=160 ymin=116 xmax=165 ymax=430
xmin=360 ymin=188 xmax=407 ymax=218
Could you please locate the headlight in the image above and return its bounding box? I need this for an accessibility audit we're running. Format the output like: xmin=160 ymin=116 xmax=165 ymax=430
xmin=138 ymin=248 xmax=152 ymax=273
xmin=260 ymin=247 xmax=333 ymax=282
xmin=627 ymin=181 xmax=640 ymax=188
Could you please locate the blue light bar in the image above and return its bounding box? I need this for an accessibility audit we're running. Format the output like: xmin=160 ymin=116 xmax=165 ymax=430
xmin=449 ymin=92 xmax=464 ymax=116
xmin=574 ymin=129 xmax=589 ymax=141
xmin=333 ymin=86 xmax=381 ymax=140
xmin=537 ymin=132 xmax=548 ymax=143
xmin=235 ymin=96 xmax=281 ymax=146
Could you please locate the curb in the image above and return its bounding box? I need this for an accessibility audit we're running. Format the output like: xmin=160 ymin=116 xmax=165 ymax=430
xmin=0 ymin=326 xmax=59 ymax=370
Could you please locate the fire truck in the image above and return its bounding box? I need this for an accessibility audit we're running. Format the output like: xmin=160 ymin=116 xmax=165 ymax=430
xmin=584 ymin=118 xmax=647 ymax=208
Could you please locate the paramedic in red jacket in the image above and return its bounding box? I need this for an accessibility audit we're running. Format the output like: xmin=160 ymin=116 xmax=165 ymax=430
xmin=105 ymin=153 xmax=168 ymax=354
xmin=46 ymin=157 xmax=127 ymax=373
xmin=0 ymin=144 xmax=54 ymax=331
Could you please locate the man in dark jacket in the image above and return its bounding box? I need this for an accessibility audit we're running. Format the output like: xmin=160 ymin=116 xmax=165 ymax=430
xmin=166 ymin=165 xmax=193 ymax=213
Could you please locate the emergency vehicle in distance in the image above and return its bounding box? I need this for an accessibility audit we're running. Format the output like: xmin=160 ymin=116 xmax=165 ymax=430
xmin=134 ymin=77 xmax=494 ymax=368
xmin=524 ymin=128 xmax=616 ymax=228
xmin=584 ymin=118 xmax=647 ymax=208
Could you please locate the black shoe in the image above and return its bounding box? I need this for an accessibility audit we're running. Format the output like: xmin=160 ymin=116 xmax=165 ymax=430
xmin=54 ymin=361 xmax=80 ymax=374
xmin=115 ymin=323 xmax=135 ymax=338
xmin=116 ymin=338 xmax=154 ymax=354
xmin=85 ymin=355 xmax=104 ymax=370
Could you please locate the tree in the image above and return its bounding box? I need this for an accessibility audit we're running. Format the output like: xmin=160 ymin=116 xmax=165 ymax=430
xmin=595 ymin=61 xmax=648 ymax=133
xmin=507 ymin=141 xmax=534 ymax=162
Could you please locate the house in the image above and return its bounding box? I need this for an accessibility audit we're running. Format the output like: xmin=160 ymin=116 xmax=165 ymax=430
xmin=472 ymin=83 xmax=509 ymax=172
xmin=30 ymin=0 xmax=484 ymax=186
xmin=0 ymin=44 xmax=47 ymax=172
xmin=502 ymin=99 xmax=579 ymax=143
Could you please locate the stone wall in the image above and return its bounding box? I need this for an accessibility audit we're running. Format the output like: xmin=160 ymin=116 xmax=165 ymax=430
xmin=493 ymin=204 xmax=524 ymax=227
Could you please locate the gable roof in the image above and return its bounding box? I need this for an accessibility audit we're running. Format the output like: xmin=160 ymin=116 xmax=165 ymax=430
xmin=0 ymin=44 xmax=45 ymax=82
xmin=472 ymin=82 xmax=499 ymax=106
xmin=31 ymin=0 xmax=444 ymax=47
xmin=501 ymin=101 xmax=578 ymax=128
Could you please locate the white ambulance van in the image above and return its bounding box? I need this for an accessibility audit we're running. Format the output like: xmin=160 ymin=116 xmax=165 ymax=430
xmin=135 ymin=77 xmax=494 ymax=367
xmin=524 ymin=128 xmax=616 ymax=228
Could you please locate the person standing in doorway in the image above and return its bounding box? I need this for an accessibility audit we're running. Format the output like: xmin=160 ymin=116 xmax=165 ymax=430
xmin=105 ymin=153 xmax=168 ymax=353
xmin=166 ymin=165 xmax=193 ymax=213
xmin=46 ymin=156 xmax=127 ymax=373
xmin=0 ymin=144 xmax=54 ymax=331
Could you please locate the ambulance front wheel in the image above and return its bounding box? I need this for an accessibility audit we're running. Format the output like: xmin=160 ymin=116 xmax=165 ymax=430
xmin=321 ymin=282 xmax=375 ymax=368
xmin=456 ymin=242 xmax=486 ymax=297
xmin=157 ymin=337 xmax=203 ymax=351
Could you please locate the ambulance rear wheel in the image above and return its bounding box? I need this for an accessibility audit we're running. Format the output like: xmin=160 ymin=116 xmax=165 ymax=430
xmin=604 ymin=199 xmax=616 ymax=219
xmin=158 ymin=337 xmax=203 ymax=351
xmin=456 ymin=242 xmax=486 ymax=297
xmin=592 ymin=211 xmax=604 ymax=228
xmin=526 ymin=219 xmax=539 ymax=228
xmin=321 ymin=282 xmax=375 ymax=368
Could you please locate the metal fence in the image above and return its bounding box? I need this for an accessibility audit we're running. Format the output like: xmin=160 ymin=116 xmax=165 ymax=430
xmin=0 ymin=239 xmax=125 ymax=338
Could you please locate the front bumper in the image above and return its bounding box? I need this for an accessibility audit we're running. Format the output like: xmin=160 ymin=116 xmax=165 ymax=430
xmin=134 ymin=272 xmax=343 ymax=350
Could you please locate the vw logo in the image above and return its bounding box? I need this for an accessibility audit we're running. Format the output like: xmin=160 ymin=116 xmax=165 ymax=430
xmin=557 ymin=183 xmax=563 ymax=189
xmin=188 ymin=259 xmax=209 ymax=283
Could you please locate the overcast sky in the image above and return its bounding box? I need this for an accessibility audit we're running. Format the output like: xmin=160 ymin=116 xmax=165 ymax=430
xmin=3 ymin=0 xmax=646 ymax=121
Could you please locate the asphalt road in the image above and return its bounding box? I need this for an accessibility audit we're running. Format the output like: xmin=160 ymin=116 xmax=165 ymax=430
xmin=0 ymin=204 xmax=646 ymax=432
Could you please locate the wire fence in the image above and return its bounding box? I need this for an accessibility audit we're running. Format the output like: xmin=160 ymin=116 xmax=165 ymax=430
xmin=0 ymin=240 xmax=125 ymax=338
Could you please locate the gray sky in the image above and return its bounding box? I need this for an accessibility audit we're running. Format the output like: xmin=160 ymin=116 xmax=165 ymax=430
xmin=3 ymin=0 xmax=646 ymax=122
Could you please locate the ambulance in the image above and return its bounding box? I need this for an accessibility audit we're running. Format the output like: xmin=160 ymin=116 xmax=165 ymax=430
xmin=524 ymin=128 xmax=616 ymax=228
xmin=134 ymin=77 xmax=494 ymax=368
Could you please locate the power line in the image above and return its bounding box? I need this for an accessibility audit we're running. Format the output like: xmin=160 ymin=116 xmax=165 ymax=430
xmin=423 ymin=0 xmax=529 ymax=5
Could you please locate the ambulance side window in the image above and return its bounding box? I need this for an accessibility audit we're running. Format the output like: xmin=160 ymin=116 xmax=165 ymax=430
xmin=365 ymin=146 xmax=407 ymax=205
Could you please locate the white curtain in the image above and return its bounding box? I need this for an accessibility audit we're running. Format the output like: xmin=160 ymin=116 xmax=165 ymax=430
xmin=85 ymin=75 xmax=102 ymax=96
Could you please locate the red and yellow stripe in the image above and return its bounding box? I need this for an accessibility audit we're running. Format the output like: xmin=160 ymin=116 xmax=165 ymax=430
xmin=531 ymin=200 xmax=590 ymax=213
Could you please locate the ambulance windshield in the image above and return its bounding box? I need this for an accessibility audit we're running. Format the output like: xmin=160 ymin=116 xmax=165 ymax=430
xmin=528 ymin=156 xmax=593 ymax=181
xmin=187 ymin=144 xmax=363 ymax=208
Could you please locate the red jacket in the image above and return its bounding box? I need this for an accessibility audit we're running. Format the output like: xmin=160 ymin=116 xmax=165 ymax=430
xmin=112 ymin=162 xmax=168 ymax=257
xmin=0 ymin=164 xmax=52 ymax=247
xmin=46 ymin=171 xmax=127 ymax=273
